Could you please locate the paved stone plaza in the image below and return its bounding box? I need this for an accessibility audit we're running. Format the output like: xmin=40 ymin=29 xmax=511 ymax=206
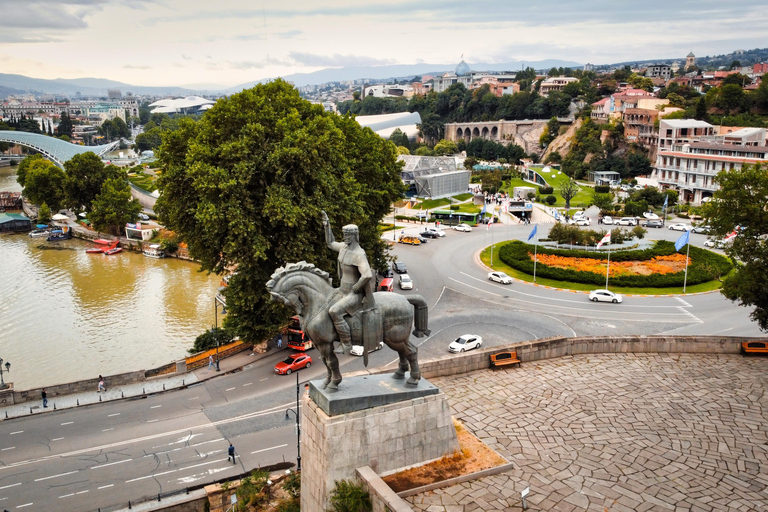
xmin=406 ymin=354 xmax=768 ymax=512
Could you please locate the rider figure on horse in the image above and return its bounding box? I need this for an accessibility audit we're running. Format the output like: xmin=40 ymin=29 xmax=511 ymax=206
xmin=322 ymin=211 xmax=376 ymax=354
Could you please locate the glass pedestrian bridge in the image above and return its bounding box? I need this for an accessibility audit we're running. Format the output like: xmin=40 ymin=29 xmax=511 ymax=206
xmin=0 ymin=130 xmax=120 ymax=167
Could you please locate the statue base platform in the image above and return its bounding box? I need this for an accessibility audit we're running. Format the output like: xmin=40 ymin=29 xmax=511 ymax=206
xmin=301 ymin=375 xmax=459 ymax=511
xmin=308 ymin=373 xmax=439 ymax=416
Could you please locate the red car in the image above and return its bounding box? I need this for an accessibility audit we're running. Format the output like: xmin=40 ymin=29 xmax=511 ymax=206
xmin=274 ymin=353 xmax=312 ymax=375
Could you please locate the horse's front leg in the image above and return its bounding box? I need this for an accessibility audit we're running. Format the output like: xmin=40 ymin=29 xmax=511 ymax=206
xmin=319 ymin=344 xmax=342 ymax=390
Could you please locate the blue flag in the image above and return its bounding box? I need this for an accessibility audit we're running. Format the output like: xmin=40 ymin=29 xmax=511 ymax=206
xmin=527 ymin=225 xmax=538 ymax=241
xmin=663 ymin=195 xmax=668 ymax=209
xmin=674 ymin=230 xmax=690 ymax=251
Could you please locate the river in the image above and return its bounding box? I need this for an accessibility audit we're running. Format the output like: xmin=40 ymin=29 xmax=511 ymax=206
xmin=0 ymin=166 xmax=222 ymax=390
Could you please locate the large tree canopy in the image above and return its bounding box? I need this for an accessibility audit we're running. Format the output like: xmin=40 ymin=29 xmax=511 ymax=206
xmin=23 ymin=159 xmax=67 ymax=211
xmin=89 ymin=176 xmax=142 ymax=235
xmin=703 ymin=163 xmax=768 ymax=330
xmin=155 ymin=79 xmax=405 ymax=343
xmin=63 ymin=152 xmax=123 ymax=213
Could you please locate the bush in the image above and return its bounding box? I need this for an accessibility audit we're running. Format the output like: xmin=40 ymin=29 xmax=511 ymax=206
xmin=594 ymin=185 xmax=610 ymax=194
xmin=190 ymin=327 xmax=235 ymax=353
xmin=544 ymin=195 xmax=557 ymax=205
xmin=498 ymin=240 xmax=732 ymax=287
xmin=328 ymin=479 xmax=372 ymax=512
xmin=539 ymin=186 xmax=554 ymax=194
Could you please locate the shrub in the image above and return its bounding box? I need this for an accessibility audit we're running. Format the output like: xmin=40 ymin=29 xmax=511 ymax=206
xmin=328 ymin=479 xmax=372 ymax=512
xmin=594 ymin=185 xmax=611 ymax=194
xmin=539 ymin=186 xmax=554 ymax=194
xmin=544 ymin=195 xmax=557 ymax=205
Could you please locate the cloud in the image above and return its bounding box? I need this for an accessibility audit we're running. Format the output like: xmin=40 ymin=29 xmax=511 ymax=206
xmin=226 ymin=60 xmax=269 ymax=70
xmin=288 ymin=52 xmax=396 ymax=68
xmin=123 ymin=64 xmax=152 ymax=69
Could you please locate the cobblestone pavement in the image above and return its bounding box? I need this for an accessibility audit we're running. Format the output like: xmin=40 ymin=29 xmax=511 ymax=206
xmin=406 ymin=354 xmax=768 ymax=512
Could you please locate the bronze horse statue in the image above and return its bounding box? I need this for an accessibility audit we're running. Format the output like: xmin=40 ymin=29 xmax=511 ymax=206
xmin=267 ymin=261 xmax=430 ymax=390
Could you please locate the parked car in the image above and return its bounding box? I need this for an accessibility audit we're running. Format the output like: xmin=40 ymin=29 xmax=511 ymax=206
xmin=274 ymin=353 xmax=312 ymax=375
xmin=575 ymin=218 xmax=591 ymax=226
xmin=452 ymin=223 xmax=472 ymax=232
xmin=620 ymin=184 xmax=632 ymax=192
xmin=419 ymin=230 xmax=440 ymax=239
xmin=488 ymin=271 xmax=512 ymax=284
xmin=692 ymin=225 xmax=711 ymax=234
xmin=399 ymin=274 xmax=413 ymax=290
xmin=398 ymin=235 xmax=422 ymax=245
xmin=416 ymin=235 xmax=429 ymax=244
xmin=668 ymin=223 xmax=693 ymax=231
xmin=616 ymin=217 xmax=638 ymax=226
xmin=602 ymin=216 xmax=614 ymax=225
xmin=137 ymin=213 xmax=150 ymax=221
xmin=572 ymin=211 xmax=586 ymax=220
xmin=423 ymin=227 xmax=446 ymax=237
xmin=380 ymin=266 xmax=394 ymax=279
xmin=645 ymin=219 xmax=664 ymax=228
xmin=448 ymin=334 xmax=483 ymax=353
xmin=350 ymin=341 xmax=384 ymax=357
xmin=704 ymin=238 xmax=727 ymax=249
xmin=377 ymin=277 xmax=394 ymax=292
xmin=393 ymin=261 xmax=407 ymax=274
xmin=588 ymin=289 xmax=623 ymax=303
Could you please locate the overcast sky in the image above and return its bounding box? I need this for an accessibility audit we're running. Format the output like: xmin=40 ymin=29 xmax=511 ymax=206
xmin=1 ymin=0 xmax=766 ymax=88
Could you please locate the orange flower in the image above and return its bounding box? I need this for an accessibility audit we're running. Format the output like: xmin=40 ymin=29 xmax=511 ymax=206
xmin=532 ymin=253 xmax=690 ymax=277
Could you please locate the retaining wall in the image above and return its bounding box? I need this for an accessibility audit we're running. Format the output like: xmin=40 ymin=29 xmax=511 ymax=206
xmin=9 ymin=369 xmax=149 ymax=406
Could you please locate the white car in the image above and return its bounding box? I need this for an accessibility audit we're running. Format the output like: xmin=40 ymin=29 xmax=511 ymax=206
xmin=589 ymin=289 xmax=623 ymax=303
xmin=138 ymin=213 xmax=150 ymax=221
xmin=602 ymin=216 xmax=614 ymax=225
xmin=350 ymin=341 xmax=384 ymax=357
xmin=488 ymin=271 xmax=512 ymax=284
xmin=704 ymin=238 xmax=727 ymax=249
xmin=668 ymin=223 xmax=693 ymax=231
xmin=449 ymin=334 xmax=483 ymax=353
xmin=399 ymin=274 xmax=413 ymax=290
xmin=452 ymin=223 xmax=472 ymax=232
xmin=616 ymin=217 xmax=638 ymax=226
xmin=575 ymin=218 xmax=591 ymax=226
xmin=424 ymin=227 xmax=446 ymax=237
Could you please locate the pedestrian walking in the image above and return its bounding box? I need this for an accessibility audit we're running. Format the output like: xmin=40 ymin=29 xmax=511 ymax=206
xmin=42 ymin=389 xmax=48 ymax=408
xmin=277 ymin=335 xmax=282 ymax=349
xmin=208 ymin=354 xmax=214 ymax=370
xmin=98 ymin=375 xmax=106 ymax=393
xmin=228 ymin=443 xmax=236 ymax=464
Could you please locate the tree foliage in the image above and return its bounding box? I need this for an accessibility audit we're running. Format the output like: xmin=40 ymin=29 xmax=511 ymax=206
xmin=89 ymin=177 xmax=142 ymax=234
xmin=559 ymin=177 xmax=579 ymax=210
xmin=16 ymin=154 xmax=45 ymax=188
xmin=63 ymin=152 xmax=123 ymax=212
xmin=23 ymin=158 xmax=67 ymax=211
xmin=57 ymin=112 xmax=73 ymax=137
xmin=155 ymin=79 xmax=405 ymax=343
xmin=702 ymin=163 xmax=768 ymax=330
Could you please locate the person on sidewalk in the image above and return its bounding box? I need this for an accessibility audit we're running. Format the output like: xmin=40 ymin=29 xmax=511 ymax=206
xmin=98 ymin=375 xmax=106 ymax=393
xmin=42 ymin=389 xmax=48 ymax=408
xmin=208 ymin=354 xmax=214 ymax=370
xmin=228 ymin=443 xmax=236 ymax=464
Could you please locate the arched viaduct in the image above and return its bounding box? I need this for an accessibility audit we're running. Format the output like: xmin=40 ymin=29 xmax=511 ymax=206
xmin=0 ymin=130 xmax=119 ymax=167
xmin=444 ymin=119 xmax=550 ymax=154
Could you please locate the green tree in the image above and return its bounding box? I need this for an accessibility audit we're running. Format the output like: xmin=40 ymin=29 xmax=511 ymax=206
xmin=395 ymin=146 xmax=411 ymax=155
xmin=23 ymin=159 xmax=67 ymax=211
xmin=155 ymin=79 xmax=404 ymax=343
xmin=190 ymin=327 xmax=235 ymax=353
xmin=388 ymin=128 xmax=410 ymax=150
xmin=57 ymin=112 xmax=73 ymax=137
xmin=63 ymin=152 xmax=123 ymax=213
xmin=559 ymin=177 xmax=579 ymax=210
xmin=702 ymin=163 xmax=768 ymax=330
xmin=433 ymin=139 xmax=459 ymax=155
xmin=37 ymin=202 xmax=52 ymax=224
xmin=16 ymin=154 xmax=45 ymax=187
xmin=89 ymin=177 xmax=142 ymax=235
xmin=414 ymin=146 xmax=435 ymax=156
xmin=626 ymin=152 xmax=652 ymax=177
xmin=328 ymin=479 xmax=371 ymax=512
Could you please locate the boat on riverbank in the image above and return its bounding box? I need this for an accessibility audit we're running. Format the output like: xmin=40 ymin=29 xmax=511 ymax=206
xmin=142 ymin=244 xmax=165 ymax=258
xmin=104 ymin=246 xmax=123 ymax=255
xmin=46 ymin=226 xmax=72 ymax=242
xmin=28 ymin=224 xmax=50 ymax=238
xmin=86 ymin=238 xmax=117 ymax=254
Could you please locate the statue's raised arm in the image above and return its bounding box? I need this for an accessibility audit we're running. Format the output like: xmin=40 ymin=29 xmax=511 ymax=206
xmin=321 ymin=210 xmax=342 ymax=252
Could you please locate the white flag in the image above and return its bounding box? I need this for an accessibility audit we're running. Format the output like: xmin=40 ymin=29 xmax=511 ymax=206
xmin=597 ymin=232 xmax=611 ymax=249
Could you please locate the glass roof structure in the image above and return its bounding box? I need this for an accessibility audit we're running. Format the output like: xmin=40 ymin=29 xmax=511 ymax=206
xmin=0 ymin=131 xmax=119 ymax=167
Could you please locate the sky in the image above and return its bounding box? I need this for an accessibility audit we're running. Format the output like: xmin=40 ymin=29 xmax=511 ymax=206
xmin=1 ymin=0 xmax=767 ymax=89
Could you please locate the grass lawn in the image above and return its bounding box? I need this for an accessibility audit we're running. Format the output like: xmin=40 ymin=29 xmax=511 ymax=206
xmin=479 ymin=241 xmax=729 ymax=295
xmin=128 ymin=173 xmax=156 ymax=192
xmin=502 ymin=172 xmax=594 ymax=210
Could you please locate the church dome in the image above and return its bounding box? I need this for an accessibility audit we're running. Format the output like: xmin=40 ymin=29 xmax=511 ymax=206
xmin=455 ymin=60 xmax=470 ymax=76
xmin=687 ymin=52 xmax=695 ymax=58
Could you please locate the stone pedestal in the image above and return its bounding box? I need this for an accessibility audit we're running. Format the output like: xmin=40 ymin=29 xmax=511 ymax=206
xmin=301 ymin=376 xmax=459 ymax=511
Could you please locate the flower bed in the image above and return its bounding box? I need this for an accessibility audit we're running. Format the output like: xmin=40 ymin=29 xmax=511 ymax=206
xmin=499 ymin=240 xmax=733 ymax=288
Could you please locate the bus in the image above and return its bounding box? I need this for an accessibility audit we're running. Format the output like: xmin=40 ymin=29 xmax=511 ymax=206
xmin=430 ymin=210 xmax=481 ymax=227
xmin=285 ymin=315 xmax=313 ymax=351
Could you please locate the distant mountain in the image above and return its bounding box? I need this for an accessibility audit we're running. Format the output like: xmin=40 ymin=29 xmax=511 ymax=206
xmin=227 ymin=59 xmax=583 ymax=91
xmin=0 ymin=73 xmax=199 ymax=97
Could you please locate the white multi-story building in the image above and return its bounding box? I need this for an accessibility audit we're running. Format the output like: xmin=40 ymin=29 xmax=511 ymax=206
xmin=654 ymin=120 xmax=768 ymax=204
xmin=539 ymin=77 xmax=579 ymax=97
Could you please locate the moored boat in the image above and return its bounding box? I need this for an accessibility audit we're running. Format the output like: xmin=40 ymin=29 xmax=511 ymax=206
xmin=142 ymin=243 xmax=165 ymax=258
xmin=104 ymin=247 xmax=122 ymax=255
xmin=47 ymin=226 xmax=72 ymax=242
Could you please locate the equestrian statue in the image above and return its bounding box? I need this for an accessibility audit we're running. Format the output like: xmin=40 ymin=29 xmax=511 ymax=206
xmin=266 ymin=212 xmax=430 ymax=390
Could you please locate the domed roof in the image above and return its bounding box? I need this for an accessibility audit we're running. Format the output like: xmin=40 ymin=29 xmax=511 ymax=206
xmin=687 ymin=51 xmax=695 ymax=58
xmin=455 ymin=60 xmax=470 ymax=76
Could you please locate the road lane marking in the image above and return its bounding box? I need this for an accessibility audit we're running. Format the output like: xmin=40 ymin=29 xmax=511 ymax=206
xmin=225 ymin=387 xmax=235 ymax=391
xmin=16 ymin=503 xmax=33 ymax=508
xmin=126 ymin=458 xmax=226 ymax=483
xmin=1 ymin=447 xmax=14 ymax=451
xmin=151 ymin=405 xmax=162 ymax=409
xmin=102 ymin=428 xmax=114 ymax=432
xmin=0 ymin=483 xmax=21 ymax=490
xmin=108 ymin=413 xmax=120 ymax=417
xmin=59 ymin=494 xmax=75 ymax=499
xmin=98 ymin=484 xmax=114 ymax=490
xmin=675 ymin=297 xmax=693 ymax=307
xmin=52 ymin=438 xmax=64 ymax=441
xmin=188 ymin=396 xmax=199 ymax=400
xmin=34 ymin=470 xmax=79 ymax=482
xmin=251 ymin=444 xmax=287 ymax=454
xmin=61 ymin=422 xmax=74 ymax=426
xmin=677 ymin=306 xmax=703 ymax=323
xmin=147 ymin=419 xmax=158 ymax=423
xmin=243 ymin=382 xmax=253 ymax=387
xmin=192 ymin=438 xmax=224 ymax=447
xmin=259 ymin=378 xmax=268 ymax=382
xmin=10 ymin=431 xmax=23 ymax=435
xmin=92 ymin=459 xmax=132 ymax=469
xmin=0 ymin=401 xmax=294 ymax=472
xmin=76 ymin=490 xmax=89 ymax=494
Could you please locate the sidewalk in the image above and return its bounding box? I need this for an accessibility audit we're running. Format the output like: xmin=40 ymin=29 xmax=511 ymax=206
xmin=1 ymin=348 xmax=271 ymax=421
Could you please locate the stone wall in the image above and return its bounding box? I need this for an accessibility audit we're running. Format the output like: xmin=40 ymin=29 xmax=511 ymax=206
xmin=301 ymin=391 xmax=459 ymax=512
xmin=357 ymin=466 xmax=413 ymax=512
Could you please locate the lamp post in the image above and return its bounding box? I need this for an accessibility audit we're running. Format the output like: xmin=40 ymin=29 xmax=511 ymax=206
xmin=284 ymin=371 xmax=302 ymax=471
xmin=0 ymin=358 xmax=10 ymax=390
xmin=213 ymin=295 xmax=227 ymax=372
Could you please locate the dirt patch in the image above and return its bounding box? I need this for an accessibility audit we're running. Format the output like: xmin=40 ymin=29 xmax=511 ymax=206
xmin=382 ymin=420 xmax=507 ymax=493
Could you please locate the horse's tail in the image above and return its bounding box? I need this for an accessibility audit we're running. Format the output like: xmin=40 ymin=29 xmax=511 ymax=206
xmin=406 ymin=295 xmax=431 ymax=337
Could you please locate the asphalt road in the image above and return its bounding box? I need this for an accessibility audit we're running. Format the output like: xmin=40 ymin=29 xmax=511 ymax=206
xmin=1 ymin=217 xmax=763 ymax=511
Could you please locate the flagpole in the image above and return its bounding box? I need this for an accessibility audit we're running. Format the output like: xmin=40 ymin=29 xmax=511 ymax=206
xmin=605 ymin=240 xmax=611 ymax=290
xmin=533 ymin=237 xmax=538 ymax=283
xmin=490 ymin=218 xmax=494 ymax=268
xmin=683 ymin=240 xmax=690 ymax=293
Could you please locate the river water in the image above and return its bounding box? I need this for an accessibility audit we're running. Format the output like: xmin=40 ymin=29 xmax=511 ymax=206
xmin=0 ymin=166 xmax=221 ymax=391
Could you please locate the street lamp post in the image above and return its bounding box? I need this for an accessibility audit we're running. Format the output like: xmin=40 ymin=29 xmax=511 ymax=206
xmin=213 ymin=296 xmax=227 ymax=372
xmin=284 ymin=371 xmax=302 ymax=471
xmin=0 ymin=358 xmax=10 ymax=390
